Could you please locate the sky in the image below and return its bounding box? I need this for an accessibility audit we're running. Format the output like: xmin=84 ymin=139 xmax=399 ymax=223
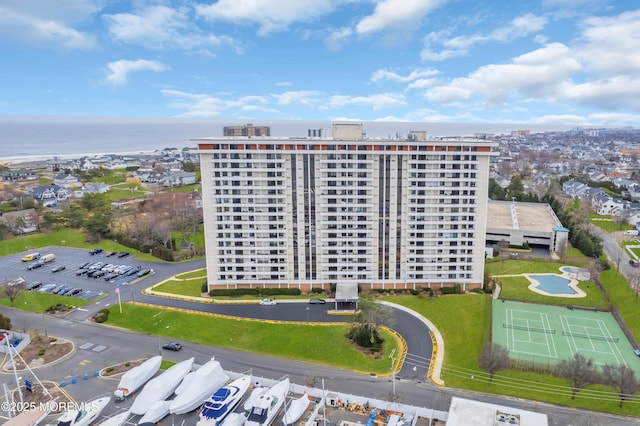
xmin=1 ymin=0 xmax=640 ymax=128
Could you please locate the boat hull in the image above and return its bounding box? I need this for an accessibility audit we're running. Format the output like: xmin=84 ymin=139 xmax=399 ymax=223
xmin=244 ymin=379 xmax=290 ymax=426
xmin=170 ymin=358 xmax=230 ymax=415
xmin=138 ymin=400 xmax=170 ymax=424
xmin=130 ymin=357 xmax=194 ymax=415
xmin=197 ymin=375 xmax=252 ymax=426
xmin=114 ymin=356 xmax=162 ymax=398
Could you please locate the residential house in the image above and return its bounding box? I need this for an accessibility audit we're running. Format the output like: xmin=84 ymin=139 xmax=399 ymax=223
xmin=159 ymin=170 xmax=196 ymax=187
xmin=0 ymin=208 xmax=38 ymax=234
xmin=1 ymin=168 xmax=37 ymax=182
xmin=53 ymin=174 xmax=81 ymax=189
xmin=30 ymin=184 xmax=71 ymax=205
xmin=73 ymin=183 xmax=110 ymax=198
xmin=562 ymin=179 xmax=589 ymax=197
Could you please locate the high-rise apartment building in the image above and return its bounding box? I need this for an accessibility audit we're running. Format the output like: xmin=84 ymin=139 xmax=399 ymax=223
xmin=223 ymin=123 xmax=271 ymax=137
xmin=195 ymin=123 xmax=497 ymax=292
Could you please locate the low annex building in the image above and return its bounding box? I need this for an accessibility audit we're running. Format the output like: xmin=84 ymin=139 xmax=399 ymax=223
xmin=485 ymin=200 xmax=568 ymax=255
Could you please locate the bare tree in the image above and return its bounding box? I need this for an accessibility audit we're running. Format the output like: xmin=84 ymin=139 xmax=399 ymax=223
xmin=601 ymin=364 xmax=639 ymax=408
xmin=2 ymin=280 xmax=25 ymax=307
xmin=478 ymin=342 xmax=511 ymax=382
xmin=555 ymin=353 xmax=598 ymax=399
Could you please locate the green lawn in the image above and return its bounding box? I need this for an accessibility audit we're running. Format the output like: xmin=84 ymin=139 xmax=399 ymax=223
xmin=175 ymin=269 xmax=207 ymax=280
xmin=108 ymin=188 xmax=147 ymax=201
xmin=0 ymin=291 xmax=96 ymax=313
xmin=154 ymin=279 xmax=205 ymax=298
xmin=168 ymin=184 xmax=201 ymax=193
xmin=590 ymin=214 xmax=633 ymax=233
xmin=106 ymin=303 xmax=397 ymax=374
xmin=485 ymin=259 xmax=577 ymax=275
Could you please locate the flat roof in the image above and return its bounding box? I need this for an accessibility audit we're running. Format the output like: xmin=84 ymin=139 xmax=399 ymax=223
xmin=486 ymin=201 xmax=560 ymax=232
xmin=446 ymin=397 xmax=548 ymax=426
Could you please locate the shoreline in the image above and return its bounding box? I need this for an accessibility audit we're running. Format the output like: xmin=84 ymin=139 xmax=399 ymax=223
xmin=0 ymin=150 xmax=162 ymax=166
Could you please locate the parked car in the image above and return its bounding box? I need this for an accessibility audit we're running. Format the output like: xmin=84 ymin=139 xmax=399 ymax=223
xmin=89 ymin=248 xmax=104 ymax=255
xmin=79 ymin=261 xmax=92 ymax=269
xmin=136 ymin=268 xmax=153 ymax=278
xmin=27 ymin=262 xmax=44 ymax=270
xmin=117 ymin=251 xmax=130 ymax=258
xmin=630 ymin=260 xmax=640 ymax=267
xmin=38 ymin=283 xmax=57 ymax=293
xmin=21 ymin=253 xmax=40 ymax=262
xmin=624 ymin=230 xmax=639 ymax=236
xmin=51 ymin=265 xmax=66 ymax=273
xmin=259 ymin=298 xmax=277 ymax=306
xmin=309 ymin=298 xmax=326 ymax=304
xmin=106 ymin=251 xmax=118 ymax=257
xmin=27 ymin=281 xmax=43 ymax=290
xmin=162 ymin=342 xmax=182 ymax=351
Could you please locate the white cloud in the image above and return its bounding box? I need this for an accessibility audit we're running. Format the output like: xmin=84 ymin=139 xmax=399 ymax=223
xmin=196 ymin=0 xmax=342 ymax=36
xmin=424 ymin=43 xmax=582 ymax=105
xmin=585 ymin=112 xmax=640 ymax=125
xmin=421 ymin=13 xmax=547 ymax=61
xmin=530 ymin=114 xmax=590 ymax=125
xmin=0 ymin=0 xmax=97 ymax=49
xmin=371 ymin=68 xmax=438 ymax=84
xmin=105 ymin=59 xmax=168 ymax=86
xmin=105 ymin=5 xmax=237 ymax=53
xmin=329 ymin=93 xmax=406 ymax=110
xmin=356 ymin=0 xmax=444 ymax=35
xmin=325 ymin=27 xmax=352 ymax=51
xmin=272 ymin=91 xmax=324 ymax=106
xmin=161 ymin=90 xmax=276 ymax=117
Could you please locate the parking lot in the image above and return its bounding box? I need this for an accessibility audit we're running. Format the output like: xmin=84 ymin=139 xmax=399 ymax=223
xmin=3 ymin=246 xmax=156 ymax=300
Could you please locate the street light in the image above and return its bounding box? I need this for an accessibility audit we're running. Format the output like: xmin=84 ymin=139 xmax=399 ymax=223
xmin=389 ymin=348 xmax=397 ymax=399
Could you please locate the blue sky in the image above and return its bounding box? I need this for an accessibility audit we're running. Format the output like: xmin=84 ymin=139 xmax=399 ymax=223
xmin=1 ymin=0 xmax=640 ymax=127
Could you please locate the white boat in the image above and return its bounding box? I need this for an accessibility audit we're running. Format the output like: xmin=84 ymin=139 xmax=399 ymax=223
xmin=50 ymin=394 xmax=110 ymax=426
xmin=170 ymin=357 xmax=230 ymax=415
xmin=244 ymin=379 xmax=290 ymax=426
xmin=174 ymin=371 xmax=197 ymax=394
xmin=137 ymin=400 xmax=170 ymax=424
xmin=282 ymin=393 xmax=310 ymax=425
xmin=113 ymin=356 xmax=162 ymax=400
xmin=243 ymin=387 xmax=268 ymax=411
xmin=222 ymin=412 xmax=247 ymax=426
xmin=130 ymin=357 xmax=194 ymax=415
xmin=95 ymin=409 xmax=130 ymax=426
xmin=197 ymin=375 xmax=252 ymax=426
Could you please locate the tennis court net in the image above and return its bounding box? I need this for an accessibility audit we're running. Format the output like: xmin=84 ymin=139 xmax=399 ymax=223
xmin=503 ymin=323 xmax=556 ymax=334
xmin=561 ymin=330 xmax=619 ymax=342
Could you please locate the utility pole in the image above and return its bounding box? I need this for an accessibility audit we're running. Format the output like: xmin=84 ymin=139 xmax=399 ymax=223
xmin=389 ymin=348 xmax=397 ymax=399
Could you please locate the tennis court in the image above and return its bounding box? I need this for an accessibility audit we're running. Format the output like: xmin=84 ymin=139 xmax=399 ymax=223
xmin=492 ymin=300 xmax=640 ymax=373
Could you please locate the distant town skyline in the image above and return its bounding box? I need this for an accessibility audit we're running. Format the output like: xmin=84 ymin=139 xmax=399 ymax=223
xmin=1 ymin=1 xmax=639 ymax=128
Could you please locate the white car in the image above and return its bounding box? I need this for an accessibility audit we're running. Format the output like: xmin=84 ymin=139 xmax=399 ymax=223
xmin=624 ymin=230 xmax=639 ymax=236
xmin=259 ymin=298 xmax=276 ymax=306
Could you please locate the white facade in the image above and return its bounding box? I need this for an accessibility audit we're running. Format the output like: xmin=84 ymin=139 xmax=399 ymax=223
xmin=196 ymin=132 xmax=496 ymax=291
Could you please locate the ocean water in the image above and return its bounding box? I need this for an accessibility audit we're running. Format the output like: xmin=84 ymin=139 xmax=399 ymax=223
xmin=0 ymin=115 xmax=575 ymax=162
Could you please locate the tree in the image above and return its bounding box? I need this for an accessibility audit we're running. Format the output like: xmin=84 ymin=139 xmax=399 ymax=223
xmin=183 ymin=161 xmax=196 ymax=172
xmin=346 ymin=293 xmax=394 ymax=350
xmin=601 ymin=364 xmax=639 ymax=407
xmin=2 ymin=281 xmax=25 ymax=307
xmin=478 ymin=342 xmax=510 ymax=382
xmin=555 ymin=353 xmax=598 ymax=399
xmin=0 ymin=313 xmax=11 ymax=330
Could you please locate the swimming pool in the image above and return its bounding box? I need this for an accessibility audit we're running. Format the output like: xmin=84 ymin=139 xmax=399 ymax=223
xmin=529 ymin=274 xmax=577 ymax=295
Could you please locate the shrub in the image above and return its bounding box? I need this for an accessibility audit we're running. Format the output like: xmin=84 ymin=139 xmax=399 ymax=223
xmin=471 ymin=288 xmax=485 ymax=294
xmin=261 ymin=288 xmax=301 ymax=296
xmin=201 ymin=282 xmax=209 ymax=293
xmin=440 ymin=286 xmax=457 ymax=294
xmin=37 ymin=348 xmax=45 ymax=356
xmin=105 ymin=367 xmax=114 ymax=373
xmin=94 ymin=312 xmax=108 ymax=323
xmin=310 ymin=287 xmax=325 ymax=294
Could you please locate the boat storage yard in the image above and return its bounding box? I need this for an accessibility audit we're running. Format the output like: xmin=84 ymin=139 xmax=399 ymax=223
xmin=4 ymin=359 xmax=548 ymax=426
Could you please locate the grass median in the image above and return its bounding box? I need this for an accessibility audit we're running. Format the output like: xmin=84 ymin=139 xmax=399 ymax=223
xmin=105 ymin=302 xmax=398 ymax=375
